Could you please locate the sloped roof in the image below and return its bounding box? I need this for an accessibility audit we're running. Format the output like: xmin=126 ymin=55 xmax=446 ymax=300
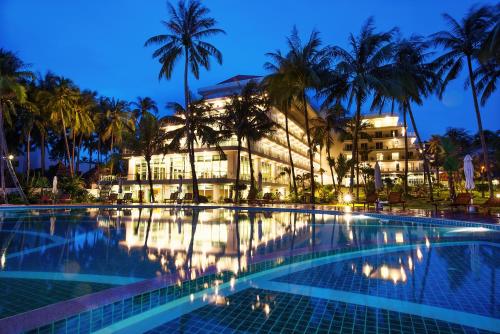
xmin=217 ymin=75 xmax=262 ymax=85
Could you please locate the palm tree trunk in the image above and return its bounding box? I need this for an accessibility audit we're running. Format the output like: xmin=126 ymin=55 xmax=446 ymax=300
xmin=60 ymin=108 xmax=73 ymax=176
xmin=71 ymin=131 xmax=76 ymax=175
xmin=284 ymin=107 xmax=298 ymax=198
xmin=26 ymin=130 xmax=31 ymax=180
xmin=466 ymin=55 xmax=493 ymax=198
xmin=326 ymin=136 xmax=337 ymax=193
xmin=302 ymin=91 xmax=315 ymax=205
xmin=146 ymin=156 xmax=155 ymax=203
xmin=188 ymin=140 xmax=200 ymax=203
xmin=407 ymin=104 xmax=433 ymax=201
xmin=403 ymin=106 xmax=409 ymax=197
xmin=350 ymin=97 xmax=361 ymax=199
xmin=0 ymin=106 xmax=5 ymax=203
xmin=40 ymin=131 xmax=46 ymax=176
xmin=234 ymin=137 xmax=242 ymax=203
xmin=247 ymin=139 xmax=256 ymax=200
xmin=76 ymin=133 xmax=83 ymax=173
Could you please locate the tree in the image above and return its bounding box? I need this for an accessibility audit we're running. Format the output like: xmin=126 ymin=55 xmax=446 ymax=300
xmin=145 ymin=0 xmax=225 ymax=202
xmin=165 ymin=98 xmax=224 ymax=203
xmin=264 ymin=27 xmax=331 ymax=204
xmin=131 ymin=96 xmax=158 ymax=121
xmin=428 ymin=135 xmax=444 ymax=184
xmin=331 ymin=18 xmax=396 ymax=201
xmin=221 ymin=81 xmax=274 ymax=201
xmin=126 ymin=109 xmax=167 ymax=203
xmin=431 ymin=4 xmax=497 ymax=198
xmin=332 ymin=153 xmax=353 ymax=192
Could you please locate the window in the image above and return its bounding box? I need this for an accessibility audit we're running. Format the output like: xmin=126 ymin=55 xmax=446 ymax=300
xmin=261 ymin=161 xmax=272 ymax=182
xmin=391 ymin=152 xmax=399 ymax=160
xmin=396 ymin=163 xmax=400 ymax=171
xmin=375 ymin=142 xmax=383 ymax=149
xmin=360 ymin=143 xmax=368 ymax=150
xmin=408 ymin=151 xmax=414 ymax=158
xmin=375 ymin=131 xmax=382 ymax=138
xmin=344 ymin=144 xmax=353 ymax=151
xmin=361 ymin=153 xmax=368 ymax=161
xmin=376 ymin=153 xmax=384 ymax=161
xmin=391 ymin=130 xmax=399 ymax=137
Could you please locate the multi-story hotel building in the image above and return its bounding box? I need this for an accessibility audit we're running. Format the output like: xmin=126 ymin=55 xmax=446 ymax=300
xmin=122 ymin=75 xmax=323 ymax=202
xmin=330 ymin=113 xmax=425 ymax=186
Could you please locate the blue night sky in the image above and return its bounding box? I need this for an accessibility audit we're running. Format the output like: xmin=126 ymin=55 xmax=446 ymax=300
xmin=1 ymin=0 xmax=498 ymax=139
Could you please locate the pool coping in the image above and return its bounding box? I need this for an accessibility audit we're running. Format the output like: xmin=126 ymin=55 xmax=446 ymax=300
xmin=0 ymin=204 xmax=499 ymax=333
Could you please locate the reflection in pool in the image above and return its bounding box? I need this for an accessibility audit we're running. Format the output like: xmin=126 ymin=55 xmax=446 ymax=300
xmin=0 ymin=207 xmax=498 ymax=333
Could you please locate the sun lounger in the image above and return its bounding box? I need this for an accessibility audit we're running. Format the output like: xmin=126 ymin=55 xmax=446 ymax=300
xmin=59 ymin=194 xmax=72 ymax=204
xmin=39 ymin=194 xmax=52 ymax=204
xmin=164 ymin=192 xmax=178 ymax=204
xmin=481 ymin=197 xmax=500 ymax=214
xmin=388 ymin=192 xmax=405 ymax=210
xmin=449 ymin=193 xmax=472 ymax=211
xmin=121 ymin=192 xmax=133 ymax=204
xmin=359 ymin=193 xmax=378 ymax=210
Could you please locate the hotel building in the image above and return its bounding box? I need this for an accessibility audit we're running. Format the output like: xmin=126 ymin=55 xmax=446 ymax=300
xmin=122 ymin=75 xmax=324 ymax=202
xmin=330 ymin=113 xmax=425 ymax=186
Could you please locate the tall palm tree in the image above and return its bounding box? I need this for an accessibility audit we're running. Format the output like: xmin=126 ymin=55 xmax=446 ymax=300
xmin=126 ymin=109 xmax=167 ymax=203
xmin=374 ymin=37 xmax=438 ymax=199
xmin=263 ymin=70 xmax=299 ymax=198
xmin=431 ymin=4 xmax=497 ymax=198
xmin=331 ymin=18 xmax=396 ymax=201
xmin=220 ymin=82 xmax=274 ymax=202
xmin=73 ymin=90 xmax=96 ymax=173
xmin=0 ymin=49 xmax=33 ymax=202
xmin=264 ymin=27 xmax=330 ymax=204
xmin=428 ymin=135 xmax=444 ymax=184
xmin=165 ymin=98 xmax=224 ymax=203
xmin=145 ymin=0 xmax=225 ymax=202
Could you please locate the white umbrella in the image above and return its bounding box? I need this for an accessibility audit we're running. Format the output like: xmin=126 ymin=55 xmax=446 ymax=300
xmin=464 ymin=154 xmax=475 ymax=190
xmin=52 ymin=176 xmax=58 ymax=195
xmin=374 ymin=162 xmax=383 ymax=191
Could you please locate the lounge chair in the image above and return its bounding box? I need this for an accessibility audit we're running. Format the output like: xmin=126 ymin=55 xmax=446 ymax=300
xmin=182 ymin=193 xmax=193 ymax=203
xmin=450 ymin=193 xmax=472 ymax=211
xmin=106 ymin=193 xmax=118 ymax=204
xmin=59 ymin=194 xmax=72 ymax=204
xmin=388 ymin=192 xmax=405 ymax=210
xmin=481 ymin=197 xmax=500 ymax=214
xmin=163 ymin=192 xmax=178 ymax=204
xmin=261 ymin=193 xmax=274 ymax=205
xmin=39 ymin=194 xmax=52 ymax=204
xmin=359 ymin=193 xmax=378 ymax=210
xmin=223 ymin=198 xmax=233 ymax=204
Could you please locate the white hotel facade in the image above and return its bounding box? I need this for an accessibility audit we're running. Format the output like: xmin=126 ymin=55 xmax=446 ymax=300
xmin=122 ymin=75 xmax=325 ymax=202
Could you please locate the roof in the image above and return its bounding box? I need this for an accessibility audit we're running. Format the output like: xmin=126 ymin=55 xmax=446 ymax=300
xmin=217 ymin=75 xmax=262 ymax=85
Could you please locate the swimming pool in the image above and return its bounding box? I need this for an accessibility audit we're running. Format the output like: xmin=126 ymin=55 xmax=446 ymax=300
xmin=0 ymin=206 xmax=498 ymax=333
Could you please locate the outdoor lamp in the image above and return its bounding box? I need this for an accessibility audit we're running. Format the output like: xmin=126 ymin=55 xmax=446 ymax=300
xmin=343 ymin=193 xmax=353 ymax=203
xmin=8 ymin=154 xmax=14 ymax=160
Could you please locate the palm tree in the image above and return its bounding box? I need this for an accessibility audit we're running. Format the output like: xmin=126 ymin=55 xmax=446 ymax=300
xmin=73 ymin=90 xmax=96 ymax=173
xmin=431 ymin=4 xmax=497 ymax=198
xmin=331 ymin=18 xmax=396 ymax=201
xmin=145 ymin=0 xmax=225 ymax=202
xmin=220 ymin=82 xmax=274 ymax=202
xmin=374 ymin=37 xmax=438 ymax=199
xmin=46 ymin=76 xmax=79 ymax=176
xmin=0 ymin=49 xmax=32 ymax=202
xmin=428 ymin=135 xmax=444 ymax=184
xmin=101 ymin=98 xmax=134 ymax=171
xmin=222 ymin=81 xmax=274 ymax=201
xmin=332 ymin=153 xmax=353 ymax=192
xmin=165 ymin=98 xmax=223 ymax=203
xmin=263 ymin=74 xmax=299 ymax=198
xmin=264 ymin=27 xmax=331 ymax=204
xmin=126 ymin=109 xmax=167 ymax=203
xmin=131 ymin=96 xmax=158 ymax=120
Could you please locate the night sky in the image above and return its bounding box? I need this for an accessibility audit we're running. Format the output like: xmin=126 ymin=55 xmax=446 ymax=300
xmin=2 ymin=0 xmax=498 ymax=139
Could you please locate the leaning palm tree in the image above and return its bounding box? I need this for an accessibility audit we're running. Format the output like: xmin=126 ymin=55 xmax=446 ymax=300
xmin=0 ymin=49 xmax=33 ymax=202
xmin=431 ymin=4 xmax=497 ymax=198
xmin=265 ymin=27 xmax=331 ymax=204
xmin=145 ymin=0 xmax=224 ymax=202
xmin=330 ymin=18 xmax=396 ymax=201
xmin=165 ymin=98 xmax=224 ymax=203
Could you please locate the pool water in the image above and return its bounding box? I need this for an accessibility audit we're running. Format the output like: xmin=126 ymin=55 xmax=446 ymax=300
xmin=0 ymin=207 xmax=498 ymax=333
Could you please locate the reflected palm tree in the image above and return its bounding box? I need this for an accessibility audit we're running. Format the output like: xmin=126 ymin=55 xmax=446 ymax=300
xmin=143 ymin=209 xmax=154 ymax=248
xmin=186 ymin=209 xmax=199 ymax=270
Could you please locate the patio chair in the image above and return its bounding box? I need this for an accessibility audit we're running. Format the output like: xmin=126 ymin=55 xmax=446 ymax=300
xmin=450 ymin=193 xmax=472 ymax=211
xmin=59 ymin=194 xmax=72 ymax=204
xmin=182 ymin=193 xmax=193 ymax=203
xmin=388 ymin=192 xmax=405 ymax=210
xmin=39 ymin=194 xmax=52 ymax=204
xmin=261 ymin=193 xmax=274 ymax=205
xmin=106 ymin=193 xmax=118 ymax=204
xmin=163 ymin=192 xmax=178 ymax=204
xmin=359 ymin=193 xmax=378 ymax=210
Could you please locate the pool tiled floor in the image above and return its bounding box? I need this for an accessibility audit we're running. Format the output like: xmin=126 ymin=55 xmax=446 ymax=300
xmin=146 ymin=288 xmax=494 ymax=334
xmin=273 ymin=243 xmax=500 ymax=318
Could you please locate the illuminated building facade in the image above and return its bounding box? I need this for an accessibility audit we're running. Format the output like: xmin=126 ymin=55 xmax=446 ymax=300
xmin=123 ymin=75 xmax=325 ymax=202
xmin=331 ymin=113 xmax=425 ymax=186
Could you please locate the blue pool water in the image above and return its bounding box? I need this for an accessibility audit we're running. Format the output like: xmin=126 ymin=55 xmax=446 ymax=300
xmin=0 ymin=207 xmax=498 ymax=333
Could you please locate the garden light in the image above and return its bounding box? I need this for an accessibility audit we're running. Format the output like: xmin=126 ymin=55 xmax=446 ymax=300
xmin=343 ymin=193 xmax=353 ymax=203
